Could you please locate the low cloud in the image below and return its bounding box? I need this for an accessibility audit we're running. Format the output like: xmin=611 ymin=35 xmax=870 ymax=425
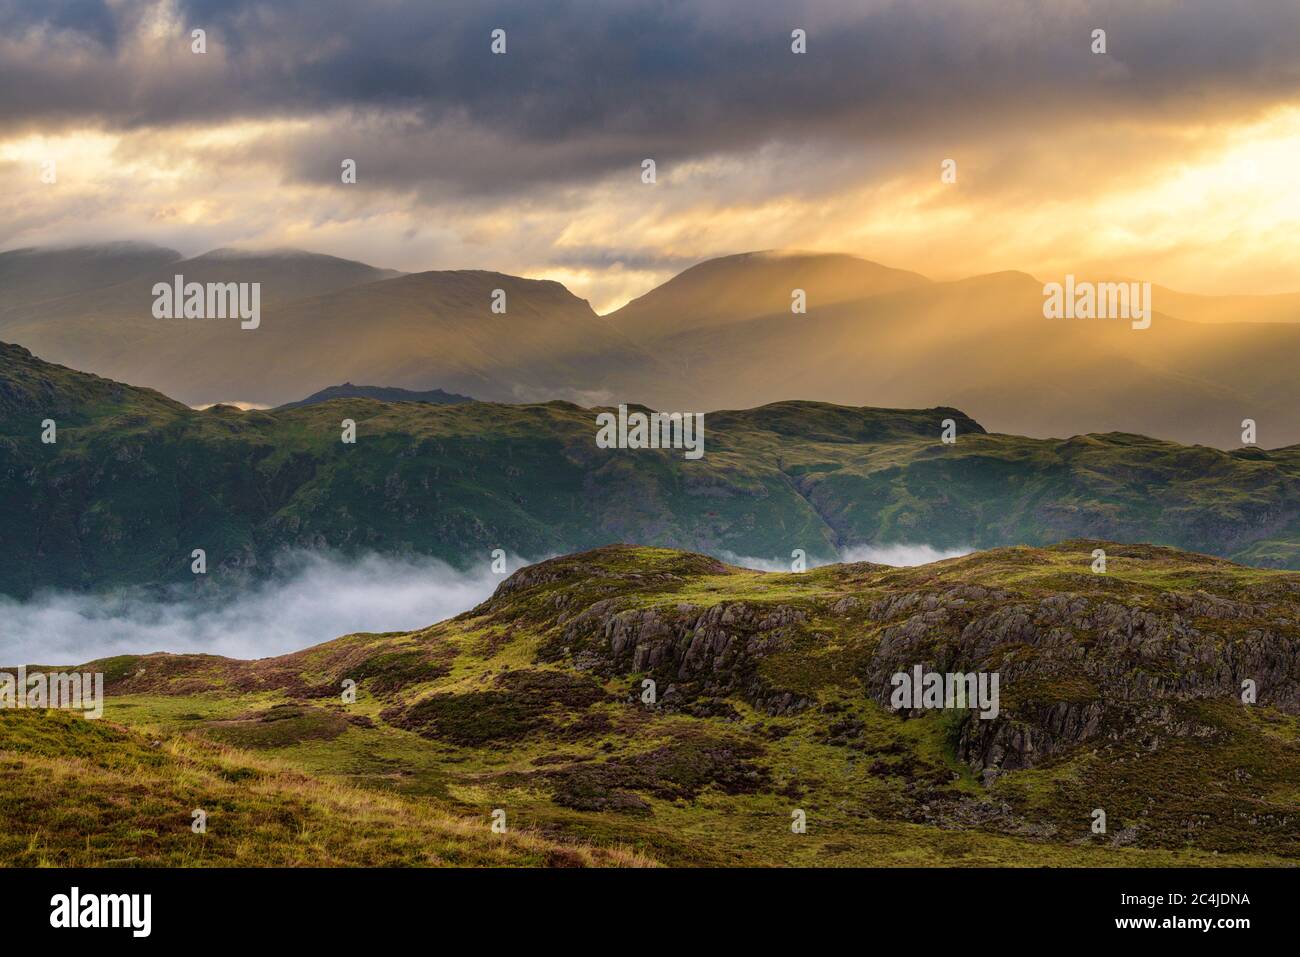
xmin=722 ymin=543 xmax=970 ymax=572
xmin=838 ymin=544 xmax=970 ymax=566
xmin=0 ymin=551 xmax=530 ymax=665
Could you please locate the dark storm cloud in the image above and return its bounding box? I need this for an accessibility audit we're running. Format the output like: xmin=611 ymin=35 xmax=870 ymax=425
xmin=0 ymin=0 xmax=119 ymax=45
xmin=2 ymin=0 xmax=1299 ymax=195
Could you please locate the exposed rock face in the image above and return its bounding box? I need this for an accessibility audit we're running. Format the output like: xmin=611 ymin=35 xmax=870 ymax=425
xmin=856 ymin=579 xmax=1300 ymax=774
xmin=482 ymin=543 xmax=1300 ymax=776
xmin=551 ymin=599 xmax=815 ymax=717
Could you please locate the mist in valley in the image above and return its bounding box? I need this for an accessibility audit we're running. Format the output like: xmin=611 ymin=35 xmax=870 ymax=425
xmin=0 ymin=543 xmax=976 ymax=665
xmin=0 ymin=551 xmax=526 ymax=665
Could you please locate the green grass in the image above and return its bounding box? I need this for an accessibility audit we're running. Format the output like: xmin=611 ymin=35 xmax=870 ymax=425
xmin=6 ymin=341 xmax=1300 ymax=598
xmin=5 ymin=540 xmax=1290 ymax=868
xmin=0 ymin=709 xmax=652 ymax=867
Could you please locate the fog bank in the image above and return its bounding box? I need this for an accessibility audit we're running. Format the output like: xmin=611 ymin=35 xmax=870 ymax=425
xmin=0 ymin=551 xmax=524 ymax=665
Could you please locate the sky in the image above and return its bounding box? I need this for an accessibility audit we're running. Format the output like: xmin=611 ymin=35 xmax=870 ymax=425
xmin=2 ymin=0 xmax=1299 ymax=313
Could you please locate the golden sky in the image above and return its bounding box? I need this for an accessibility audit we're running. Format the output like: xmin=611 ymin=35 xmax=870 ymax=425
xmin=2 ymin=0 xmax=1299 ymax=312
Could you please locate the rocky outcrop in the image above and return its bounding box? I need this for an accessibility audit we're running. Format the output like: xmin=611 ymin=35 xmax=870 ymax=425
xmin=485 ymin=545 xmax=1300 ymax=776
xmin=550 ymin=598 xmax=815 ymax=716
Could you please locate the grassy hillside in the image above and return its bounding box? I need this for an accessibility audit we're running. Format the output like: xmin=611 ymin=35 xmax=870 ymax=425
xmin=0 ymin=708 xmax=649 ymax=867
xmin=4 ymin=342 xmax=1300 ymax=596
xmin=5 ymin=541 xmax=1297 ymax=867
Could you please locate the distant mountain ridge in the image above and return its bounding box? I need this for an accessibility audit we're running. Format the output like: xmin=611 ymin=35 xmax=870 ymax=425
xmin=612 ymin=250 xmax=930 ymax=339
xmin=277 ymin=382 xmax=475 ymax=409
xmin=3 ymin=342 xmax=1299 ymax=598
xmin=0 ymin=250 xmax=660 ymax=409
xmin=0 ymin=242 xmax=182 ymax=311
xmin=2 ymin=242 xmax=1299 ymax=447
xmin=601 ymin=258 xmax=1300 ymax=448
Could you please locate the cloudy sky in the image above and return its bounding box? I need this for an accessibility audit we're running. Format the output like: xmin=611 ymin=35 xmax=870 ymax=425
xmin=2 ymin=0 xmax=1299 ymax=311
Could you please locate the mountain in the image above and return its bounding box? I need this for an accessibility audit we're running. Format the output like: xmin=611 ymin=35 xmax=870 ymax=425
xmin=604 ymin=256 xmax=1300 ymax=448
xmin=8 ymin=541 xmax=1297 ymax=866
xmin=179 ymin=247 xmax=405 ymax=297
xmin=0 ymin=241 xmax=182 ymax=310
xmin=277 ymin=382 xmax=475 ymax=409
xmin=0 ymin=246 xmax=399 ymax=328
xmin=1151 ymin=284 xmax=1300 ymax=325
xmin=4 ymin=342 xmax=1300 ymax=597
xmin=0 ymin=260 xmax=661 ymax=408
xmin=4 ymin=244 xmax=1299 ymax=446
xmin=177 ymin=269 xmax=661 ymax=407
xmin=0 ymin=247 xmax=403 ymax=404
xmin=612 ymin=250 xmax=929 ymax=339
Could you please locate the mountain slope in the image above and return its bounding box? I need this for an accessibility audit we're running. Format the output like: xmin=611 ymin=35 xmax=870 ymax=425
xmin=0 ymin=264 xmax=665 ymax=407
xmin=607 ymin=260 xmax=1300 ymax=448
xmin=1151 ymin=283 xmax=1300 ymax=325
xmin=4 ymin=343 xmax=1300 ymax=597
xmin=0 ymin=247 xmax=402 ymax=404
xmin=187 ymin=269 xmax=662 ymax=407
xmin=611 ymin=250 xmax=930 ymax=338
xmin=23 ymin=541 xmax=1300 ymax=867
xmin=0 ymin=246 xmax=399 ymax=330
xmin=0 ymin=707 xmax=650 ymax=867
xmin=0 ymin=242 xmax=182 ymax=312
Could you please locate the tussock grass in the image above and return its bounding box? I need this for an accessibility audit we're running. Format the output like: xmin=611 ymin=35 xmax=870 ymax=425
xmin=0 ymin=710 xmax=654 ymax=868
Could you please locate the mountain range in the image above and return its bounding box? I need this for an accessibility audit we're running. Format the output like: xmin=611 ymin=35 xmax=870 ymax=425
xmin=2 ymin=244 xmax=1298 ymax=447
xmin=3 ymin=341 xmax=1299 ymax=598
xmin=3 ymin=250 xmax=1298 ymax=871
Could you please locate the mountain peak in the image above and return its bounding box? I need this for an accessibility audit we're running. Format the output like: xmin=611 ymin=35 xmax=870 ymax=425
xmin=609 ymin=250 xmax=930 ymax=334
xmin=0 ymin=239 xmax=181 ymax=259
xmin=189 ymin=246 xmax=388 ymax=268
xmin=0 ymin=242 xmax=184 ymax=311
